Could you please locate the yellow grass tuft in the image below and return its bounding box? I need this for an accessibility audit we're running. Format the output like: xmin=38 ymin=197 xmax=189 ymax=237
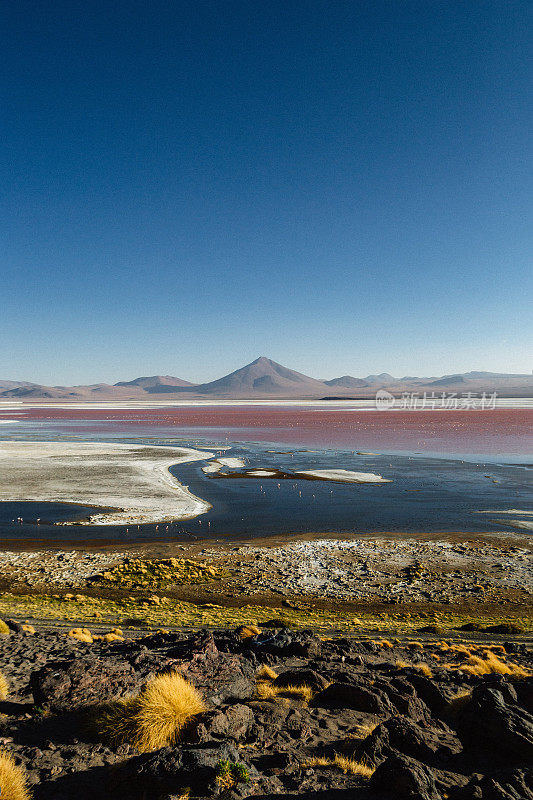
xmin=407 ymin=641 xmax=424 ymax=650
xmin=95 ymin=671 xmax=205 ymax=751
xmin=93 ymin=629 xmax=125 ymax=643
xmin=256 ymin=664 xmax=278 ymax=681
xmin=485 ymin=644 xmax=506 ymax=654
xmin=446 ymin=689 xmax=472 ymax=715
xmin=0 ymin=620 xmax=10 ymax=636
xmin=0 ymin=750 xmax=32 ymax=800
xmin=395 ymin=659 xmax=411 ymax=670
xmin=0 ymin=672 xmax=8 ymax=701
xmin=21 ymin=625 xmax=35 ymax=635
xmin=236 ymin=625 xmax=261 ymax=639
xmin=416 ymin=663 xmax=433 ymax=678
xmin=93 ymin=697 xmax=140 ymax=746
xmin=448 ymin=644 xmax=471 ymax=656
xmin=303 ymin=754 xmax=375 ymax=777
xmin=68 ymin=628 xmax=93 ymax=643
xmin=352 ymin=720 xmax=378 ymax=739
xmin=256 ymin=682 xmax=313 ymax=703
xmin=448 ymin=650 xmax=530 ymax=678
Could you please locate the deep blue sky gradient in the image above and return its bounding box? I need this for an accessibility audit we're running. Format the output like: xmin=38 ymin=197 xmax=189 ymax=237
xmin=1 ymin=1 xmax=531 ymax=384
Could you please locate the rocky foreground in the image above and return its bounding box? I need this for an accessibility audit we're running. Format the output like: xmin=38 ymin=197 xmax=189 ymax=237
xmin=0 ymin=621 xmax=531 ymax=800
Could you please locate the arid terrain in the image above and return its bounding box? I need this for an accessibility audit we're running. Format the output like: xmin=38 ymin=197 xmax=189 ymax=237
xmin=2 ymin=357 xmax=533 ymax=399
xmin=0 ymin=530 xmax=531 ymax=798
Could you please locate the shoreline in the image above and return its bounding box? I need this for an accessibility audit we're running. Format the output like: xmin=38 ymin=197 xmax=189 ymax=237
xmin=1 ymin=396 xmax=532 ymax=410
xmin=0 ymin=441 xmax=214 ymax=526
xmin=0 ymin=530 xmax=531 ymax=610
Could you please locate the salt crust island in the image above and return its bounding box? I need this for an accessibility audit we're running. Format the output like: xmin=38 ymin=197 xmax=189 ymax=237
xmin=0 ymin=442 xmax=214 ymax=526
xmin=0 ymin=443 xmax=391 ymax=527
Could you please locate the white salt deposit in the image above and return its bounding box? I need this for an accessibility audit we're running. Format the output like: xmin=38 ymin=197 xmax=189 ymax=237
xmin=0 ymin=441 xmax=213 ymax=526
xmin=295 ymin=469 xmax=391 ymax=483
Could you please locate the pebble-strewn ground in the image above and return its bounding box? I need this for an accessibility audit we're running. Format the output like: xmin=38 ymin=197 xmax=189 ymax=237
xmin=1 ymin=536 xmax=531 ymax=607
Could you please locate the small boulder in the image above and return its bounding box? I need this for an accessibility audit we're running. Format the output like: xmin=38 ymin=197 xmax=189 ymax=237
xmin=456 ymin=684 xmax=533 ymax=764
xmin=273 ymin=669 xmax=329 ymax=692
xmin=369 ymin=753 xmax=441 ymax=799
xmin=122 ymin=743 xmax=258 ymax=794
xmin=250 ymin=629 xmax=321 ymax=658
xmin=184 ymin=704 xmax=254 ymax=743
xmin=358 ymin=717 xmax=462 ymax=768
xmin=451 ymin=767 xmax=533 ymax=800
xmin=313 ymin=681 xmax=393 ymax=714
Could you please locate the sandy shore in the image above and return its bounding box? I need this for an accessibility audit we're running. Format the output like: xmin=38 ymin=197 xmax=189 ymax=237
xmin=0 ymin=441 xmax=213 ymax=525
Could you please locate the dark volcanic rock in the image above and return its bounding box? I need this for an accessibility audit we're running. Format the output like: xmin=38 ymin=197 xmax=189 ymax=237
xmin=358 ymin=717 xmax=462 ymax=768
xmin=121 ymin=743 xmax=259 ymax=794
xmin=250 ymin=629 xmax=322 ymax=658
xmin=451 ymin=768 xmax=533 ymax=800
xmin=30 ymin=651 xmax=176 ymax=712
xmin=165 ymin=629 xmax=219 ymax=659
xmin=369 ymin=753 xmax=441 ymax=799
xmin=314 ymin=681 xmax=393 ymax=714
xmin=374 ymin=677 xmax=432 ymax=722
xmin=171 ymin=632 xmax=255 ymax=705
xmin=456 ymin=684 xmax=533 ymax=764
xmin=515 ymin=677 xmax=533 ymax=714
xmin=273 ymin=668 xmax=329 ymax=692
xmin=404 ymin=674 xmax=448 ymax=716
xmin=183 ymin=704 xmax=254 ymax=743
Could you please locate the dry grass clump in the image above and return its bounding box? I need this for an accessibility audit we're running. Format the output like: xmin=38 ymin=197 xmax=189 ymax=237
xmin=407 ymin=641 xmax=424 ymax=650
xmin=93 ymin=628 xmax=124 ymax=643
xmin=371 ymin=639 xmax=393 ymax=649
xmin=0 ymin=620 xmax=10 ymax=636
xmin=446 ymin=689 xmax=472 ymax=715
xmin=0 ymin=750 xmax=32 ymax=800
xmin=21 ymin=624 xmax=35 ymax=635
xmin=352 ymin=720 xmax=378 ymax=739
xmin=95 ymin=671 xmax=205 ymax=751
xmin=303 ymin=754 xmax=375 ymax=777
xmin=448 ymin=644 xmax=471 ymax=656
xmin=68 ymin=628 xmax=93 ymax=643
xmin=256 ymin=664 xmax=278 ymax=681
xmin=394 ymin=659 xmax=432 ymax=677
xmin=236 ymin=625 xmax=261 ymax=640
xmin=395 ymin=659 xmax=411 ymax=670
xmin=93 ymin=557 xmax=223 ymax=589
xmin=446 ymin=650 xmax=530 ymax=678
xmin=256 ymin=682 xmax=313 ymax=703
xmin=0 ymin=672 xmax=9 ymax=701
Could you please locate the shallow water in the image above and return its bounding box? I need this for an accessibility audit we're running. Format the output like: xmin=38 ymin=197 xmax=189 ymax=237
xmin=2 ymin=405 xmax=533 ymax=458
xmin=0 ymin=430 xmax=531 ymax=543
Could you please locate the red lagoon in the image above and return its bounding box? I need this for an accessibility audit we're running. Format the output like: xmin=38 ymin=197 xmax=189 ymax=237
xmin=8 ymin=406 xmax=532 ymax=456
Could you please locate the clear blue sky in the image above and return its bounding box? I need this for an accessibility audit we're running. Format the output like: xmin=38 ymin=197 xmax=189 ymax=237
xmin=1 ymin=0 xmax=531 ymax=384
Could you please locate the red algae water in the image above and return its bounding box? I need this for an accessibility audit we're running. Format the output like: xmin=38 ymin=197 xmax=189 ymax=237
xmin=0 ymin=405 xmax=531 ymax=542
xmin=6 ymin=406 xmax=532 ymax=457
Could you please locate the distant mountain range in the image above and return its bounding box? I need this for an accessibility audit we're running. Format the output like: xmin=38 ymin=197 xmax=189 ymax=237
xmin=1 ymin=357 xmax=532 ymax=400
